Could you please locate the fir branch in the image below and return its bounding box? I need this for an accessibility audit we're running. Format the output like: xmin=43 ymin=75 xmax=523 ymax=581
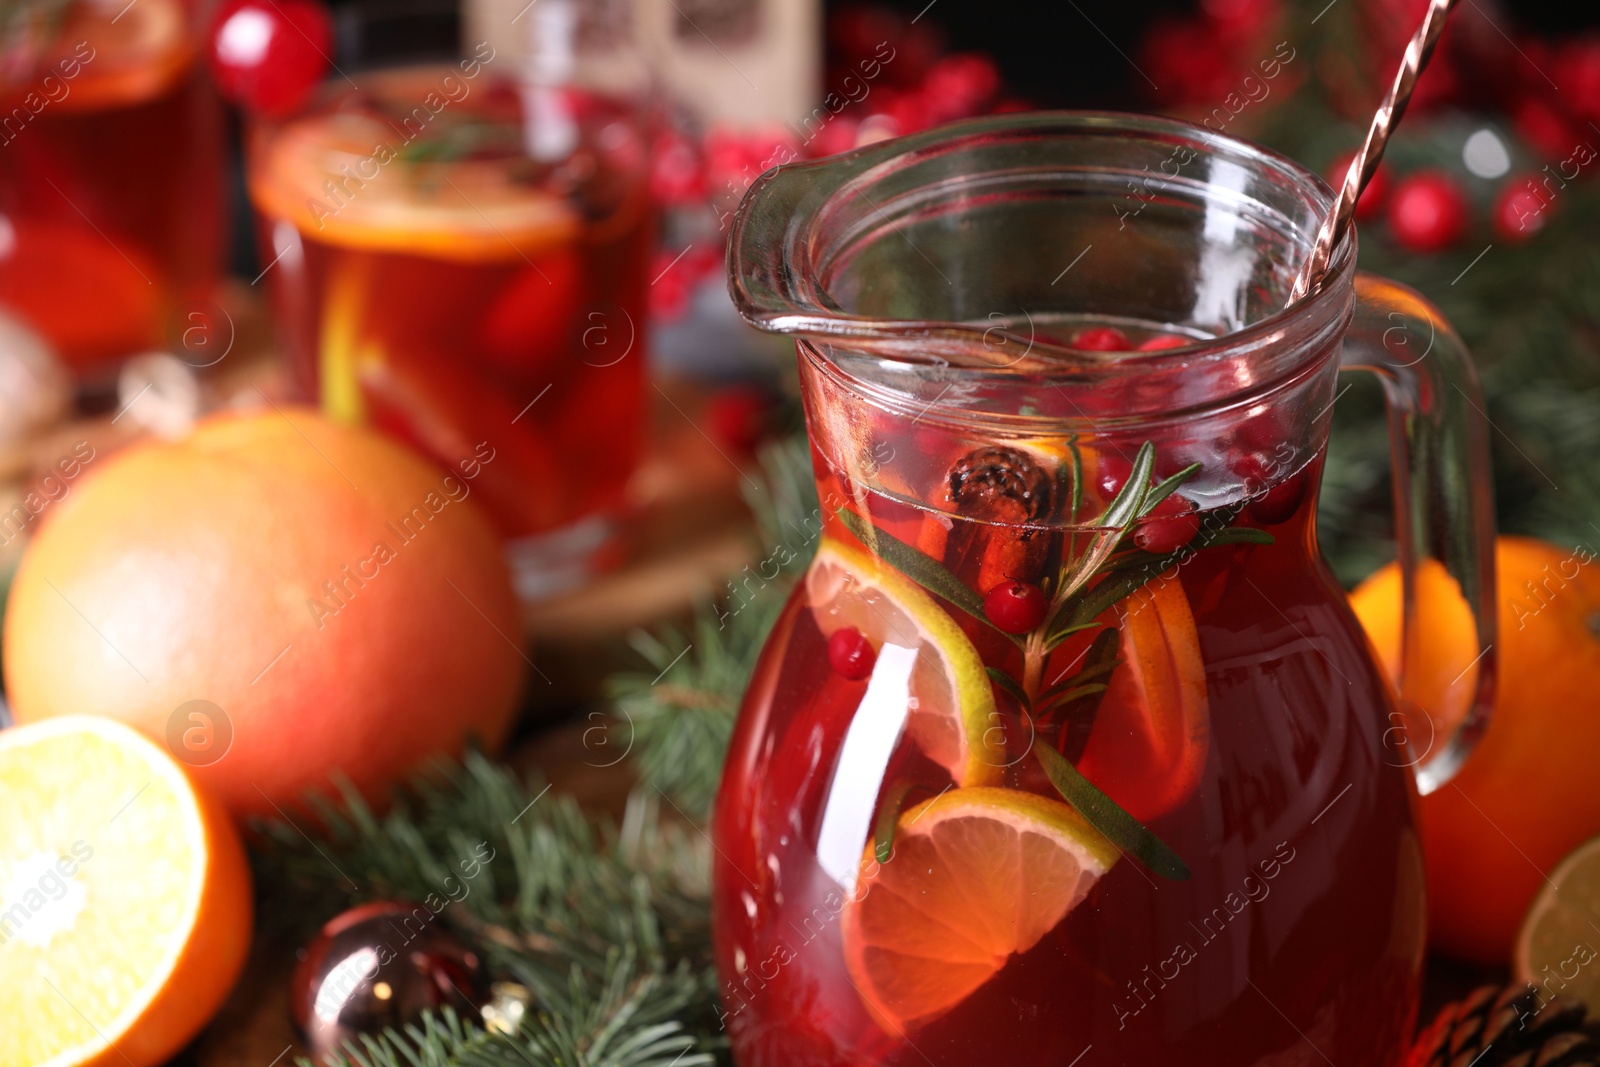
xmin=251 ymin=752 xmax=714 ymax=986
xmin=608 ymin=436 xmax=821 ymax=818
xmin=607 ymin=599 xmax=779 ymax=818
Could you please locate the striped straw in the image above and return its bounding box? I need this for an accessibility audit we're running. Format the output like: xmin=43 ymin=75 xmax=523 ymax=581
xmin=1289 ymin=0 xmax=1462 ymax=303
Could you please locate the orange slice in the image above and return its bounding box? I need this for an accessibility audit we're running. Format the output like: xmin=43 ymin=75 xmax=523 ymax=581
xmin=841 ymin=786 xmax=1118 ymax=1031
xmin=16 ymin=0 xmax=195 ymax=113
xmin=1075 ymin=575 xmax=1209 ymax=822
xmin=0 ymin=716 xmax=253 ymax=1067
xmin=247 ymin=70 xmax=582 ymax=263
xmin=807 ymin=535 xmax=1003 ymax=786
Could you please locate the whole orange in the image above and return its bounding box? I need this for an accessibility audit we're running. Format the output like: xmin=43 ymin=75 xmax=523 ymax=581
xmin=4 ymin=407 xmax=524 ymax=819
xmin=1350 ymin=536 xmax=1600 ymax=964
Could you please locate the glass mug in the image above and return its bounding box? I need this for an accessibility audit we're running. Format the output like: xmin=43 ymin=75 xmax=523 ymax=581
xmin=247 ymin=0 xmax=652 ymax=600
xmin=0 ymin=0 xmax=227 ymax=373
xmin=712 ymin=113 xmax=1496 ymax=1066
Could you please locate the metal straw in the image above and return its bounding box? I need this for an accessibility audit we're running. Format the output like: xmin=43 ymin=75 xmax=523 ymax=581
xmin=1289 ymin=0 xmax=1461 ymax=302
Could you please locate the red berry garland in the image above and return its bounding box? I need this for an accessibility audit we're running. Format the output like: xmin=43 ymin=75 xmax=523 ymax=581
xmin=828 ymin=627 xmax=877 ymax=681
xmin=982 ymin=580 xmax=1047 ymax=634
xmin=1385 ymin=171 xmax=1469 ymax=253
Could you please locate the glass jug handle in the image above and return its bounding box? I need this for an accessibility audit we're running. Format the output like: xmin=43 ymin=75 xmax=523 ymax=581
xmin=1339 ymin=272 xmax=1498 ymax=794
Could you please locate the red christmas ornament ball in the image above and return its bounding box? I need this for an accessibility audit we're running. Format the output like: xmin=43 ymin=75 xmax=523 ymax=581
xmin=208 ymin=0 xmax=332 ymax=117
xmin=1385 ymin=171 xmax=1468 ymax=253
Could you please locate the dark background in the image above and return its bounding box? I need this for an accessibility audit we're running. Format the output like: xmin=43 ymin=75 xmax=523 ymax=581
xmin=857 ymin=0 xmax=1600 ymax=107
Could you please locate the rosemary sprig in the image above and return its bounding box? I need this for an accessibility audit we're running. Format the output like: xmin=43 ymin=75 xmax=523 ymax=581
xmin=832 ymin=438 xmax=1279 ymax=882
xmin=1032 ymin=738 xmax=1190 ymax=880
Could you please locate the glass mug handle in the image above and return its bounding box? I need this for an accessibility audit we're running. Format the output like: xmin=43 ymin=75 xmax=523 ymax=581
xmin=1339 ymin=271 xmax=1498 ymax=794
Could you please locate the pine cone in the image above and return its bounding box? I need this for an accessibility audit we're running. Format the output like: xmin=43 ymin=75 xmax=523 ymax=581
xmin=1407 ymin=984 xmax=1600 ymax=1067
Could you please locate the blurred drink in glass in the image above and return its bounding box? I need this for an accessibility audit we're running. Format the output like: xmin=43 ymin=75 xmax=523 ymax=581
xmin=0 ymin=0 xmax=226 ymax=372
xmin=247 ymin=0 xmax=652 ymax=599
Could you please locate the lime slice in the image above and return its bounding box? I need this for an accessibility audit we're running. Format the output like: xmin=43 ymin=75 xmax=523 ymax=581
xmin=841 ymin=786 xmax=1118 ymax=1031
xmin=807 ymin=535 xmax=1002 ymax=786
xmin=1514 ymin=835 xmax=1600 ymax=1012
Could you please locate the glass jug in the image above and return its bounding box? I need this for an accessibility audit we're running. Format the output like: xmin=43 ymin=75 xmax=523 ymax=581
xmin=712 ymin=113 xmax=1497 ymax=1067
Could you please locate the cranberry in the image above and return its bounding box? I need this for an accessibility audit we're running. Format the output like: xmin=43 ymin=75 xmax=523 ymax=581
xmin=1249 ymin=470 xmax=1308 ymax=526
xmin=208 ymin=0 xmax=332 ymax=117
xmin=1231 ymin=411 xmax=1288 ymax=459
xmin=983 ymin=580 xmax=1047 ymax=634
xmin=889 ymin=90 xmax=937 ymax=135
xmin=1385 ymin=171 xmax=1469 ymax=254
xmin=1134 ymin=494 xmax=1200 ymax=554
xmin=1070 ymin=327 xmax=1133 ymax=352
xmin=1328 ymin=151 xmax=1390 ymax=223
xmin=1136 ymin=333 xmax=1190 ymax=351
xmin=828 ymin=627 xmax=876 ymax=681
xmin=1096 ymin=453 xmax=1133 ymax=499
xmin=1491 ymin=176 xmax=1552 ymax=242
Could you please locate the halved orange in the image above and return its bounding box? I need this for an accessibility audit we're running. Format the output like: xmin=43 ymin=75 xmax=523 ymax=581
xmin=806 ymin=536 xmax=1003 ymax=786
xmin=1075 ymin=575 xmax=1209 ymax=822
xmin=841 ymin=787 xmax=1118 ymax=1031
xmin=0 ymin=717 xmax=252 ymax=1067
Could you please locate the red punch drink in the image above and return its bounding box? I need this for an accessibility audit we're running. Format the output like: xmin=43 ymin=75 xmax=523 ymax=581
xmin=0 ymin=0 xmax=226 ymax=371
xmin=249 ymin=60 xmax=650 ymax=596
xmin=714 ymin=114 xmax=1499 ymax=1065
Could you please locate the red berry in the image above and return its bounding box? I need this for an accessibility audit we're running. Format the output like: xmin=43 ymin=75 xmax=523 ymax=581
xmin=1134 ymin=494 xmax=1200 ymax=554
xmin=209 ymin=0 xmax=331 ymax=117
xmin=1491 ymin=176 xmax=1553 ymax=242
xmin=1385 ymin=171 xmax=1469 ymax=253
xmin=1249 ymin=470 xmax=1308 ymax=526
xmin=1096 ymin=453 xmax=1133 ymax=499
xmin=828 ymin=627 xmax=876 ymax=681
xmin=1329 ymin=151 xmax=1390 ymax=223
xmin=1558 ymin=39 xmax=1600 ymax=122
xmin=922 ymin=54 xmax=1001 ymax=123
xmin=983 ymin=580 xmax=1047 ymax=635
xmin=1070 ymin=327 xmax=1132 ymax=352
xmin=1511 ymin=96 xmax=1581 ymax=160
xmin=1135 ymin=333 xmax=1190 ymax=352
